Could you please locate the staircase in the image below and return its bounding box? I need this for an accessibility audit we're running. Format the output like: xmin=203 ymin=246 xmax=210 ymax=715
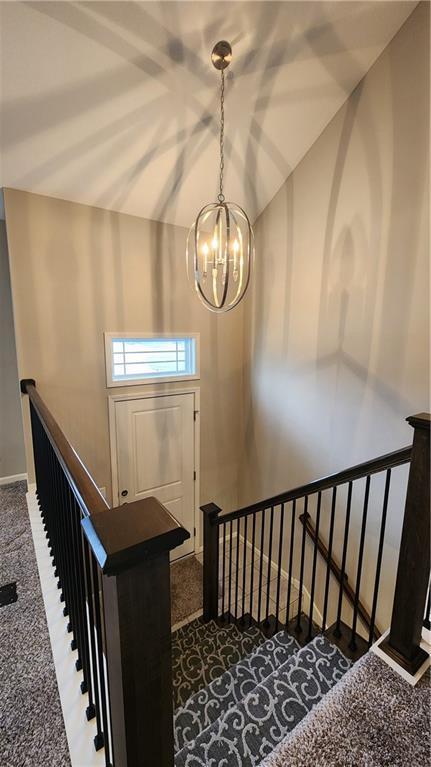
xmin=171 ymin=616 xmax=351 ymax=766
xmin=21 ymin=380 xmax=430 ymax=766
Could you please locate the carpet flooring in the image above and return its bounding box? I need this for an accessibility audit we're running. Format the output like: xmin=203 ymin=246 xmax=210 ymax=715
xmin=0 ymin=481 xmax=70 ymax=767
xmin=171 ymin=555 xmax=203 ymax=625
xmin=260 ymin=651 xmax=431 ymax=767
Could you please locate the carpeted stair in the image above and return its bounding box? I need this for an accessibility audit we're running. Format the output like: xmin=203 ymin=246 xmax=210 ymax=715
xmin=174 ymin=629 xmax=301 ymax=751
xmin=173 ymin=627 xmax=351 ymax=767
xmin=171 ymin=617 xmax=266 ymax=709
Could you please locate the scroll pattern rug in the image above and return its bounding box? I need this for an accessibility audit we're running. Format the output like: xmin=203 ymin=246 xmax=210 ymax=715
xmin=174 ymin=635 xmax=350 ymax=766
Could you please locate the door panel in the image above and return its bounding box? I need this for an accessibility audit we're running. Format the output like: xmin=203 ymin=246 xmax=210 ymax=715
xmin=115 ymin=393 xmax=195 ymax=560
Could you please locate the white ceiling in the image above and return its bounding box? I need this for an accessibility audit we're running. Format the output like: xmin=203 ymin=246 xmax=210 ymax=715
xmin=0 ymin=1 xmax=416 ymax=228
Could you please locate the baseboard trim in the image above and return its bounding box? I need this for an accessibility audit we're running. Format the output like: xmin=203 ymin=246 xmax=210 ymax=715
xmin=371 ymin=629 xmax=431 ymax=686
xmin=0 ymin=472 xmax=27 ymax=486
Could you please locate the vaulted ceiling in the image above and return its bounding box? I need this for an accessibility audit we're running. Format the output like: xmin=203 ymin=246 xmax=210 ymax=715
xmin=0 ymin=1 xmax=416 ymax=228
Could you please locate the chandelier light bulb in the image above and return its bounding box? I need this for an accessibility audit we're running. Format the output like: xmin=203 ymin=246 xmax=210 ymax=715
xmin=186 ymin=41 xmax=254 ymax=313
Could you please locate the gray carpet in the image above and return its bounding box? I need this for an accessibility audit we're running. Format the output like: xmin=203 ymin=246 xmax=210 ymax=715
xmin=0 ymin=481 xmax=70 ymax=766
xmin=260 ymin=651 xmax=431 ymax=767
xmin=171 ymin=555 xmax=203 ymax=625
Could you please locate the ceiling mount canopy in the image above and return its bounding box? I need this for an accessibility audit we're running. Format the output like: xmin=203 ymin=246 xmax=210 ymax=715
xmin=186 ymin=41 xmax=254 ymax=313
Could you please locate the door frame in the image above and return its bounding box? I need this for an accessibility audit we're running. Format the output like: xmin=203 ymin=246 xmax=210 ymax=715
xmin=108 ymin=387 xmax=201 ymax=555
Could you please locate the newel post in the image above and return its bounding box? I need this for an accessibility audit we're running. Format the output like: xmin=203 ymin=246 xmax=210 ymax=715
xmin=82 ymin=497 xmax=189 ymax=767
xmin=381 ymin=413 xmax=430 ymax=675
xmin=201 ymin=503 xmax=221 ymax=622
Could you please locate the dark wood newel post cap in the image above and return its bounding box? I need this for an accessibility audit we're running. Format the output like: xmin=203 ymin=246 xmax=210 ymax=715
xmin=20 ymin=378 xmax=36 ymax=394
xmin=82 ymin=497 xmax=189 ymax=575
xmin=406 ymin=413 xmax=431 ymax=430
xmin=201 ymin=503 xmax=222 ymax=520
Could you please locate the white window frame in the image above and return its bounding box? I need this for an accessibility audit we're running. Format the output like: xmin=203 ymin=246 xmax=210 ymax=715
xmin=104 ymin=332 xmax=200 ymax=388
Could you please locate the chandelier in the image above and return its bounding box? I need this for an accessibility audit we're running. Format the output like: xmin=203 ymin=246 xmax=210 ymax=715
xmin=187 ymin=41 xmax=254 ymax=313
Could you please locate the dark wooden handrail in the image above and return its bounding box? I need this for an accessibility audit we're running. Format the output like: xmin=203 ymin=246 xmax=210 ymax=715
xmin=299 ymin=511 xmax=380 ymax=640
xmin=218 ymin=445 xmax=412 ymax=524
xmin=21 ymin=378 xmax=108 ymax=516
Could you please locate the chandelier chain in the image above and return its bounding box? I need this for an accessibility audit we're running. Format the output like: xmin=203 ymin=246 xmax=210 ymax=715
xmin=218 ymin=69 xmax=225 ymax=203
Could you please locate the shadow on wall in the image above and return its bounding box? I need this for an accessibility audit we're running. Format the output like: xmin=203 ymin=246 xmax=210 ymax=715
xmin=240 ymin=7 xmax=429 ymax=511
xmin=2 ymin=0 xmax=399 ymax=224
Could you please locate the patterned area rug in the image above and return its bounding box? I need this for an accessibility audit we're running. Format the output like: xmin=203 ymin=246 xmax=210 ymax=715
xmin=0 ymin=481 xmax=70 ymax=766
xmin=171 ymin=555 xmax=203 ymax=625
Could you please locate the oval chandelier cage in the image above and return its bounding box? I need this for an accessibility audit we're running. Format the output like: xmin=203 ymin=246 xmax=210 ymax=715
xmin=187 ymin=41 xmax=254 ymax=313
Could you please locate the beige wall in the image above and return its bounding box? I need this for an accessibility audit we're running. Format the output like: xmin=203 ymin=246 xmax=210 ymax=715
xmin=4 ymin=190 xmax=244 ymax=518
xmin=239 ymin=4 xmax=429 ymax=629
xmin=0 ymin=219 xmax=26 ymax=479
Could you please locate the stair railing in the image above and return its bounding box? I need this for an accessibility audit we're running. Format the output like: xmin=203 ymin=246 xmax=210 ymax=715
xmin=203 ymin=413 xmax=430 ymax=668
xmin=21 ymin=379 xmax=189 ymax=767
xmin=298 ymin=512 xmax=381 ymax=641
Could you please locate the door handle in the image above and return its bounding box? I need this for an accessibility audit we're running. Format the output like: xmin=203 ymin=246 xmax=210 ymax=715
xmin=121 ymin=489 xmax=128 ymax=497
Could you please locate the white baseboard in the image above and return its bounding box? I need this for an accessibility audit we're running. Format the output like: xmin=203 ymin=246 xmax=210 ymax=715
xmin=0 ymin=472 xmax=27 ymax=486
xmin=26 ymin=488 xmax=105 ymax=767
xmin=238 ymin=532 xmax=324 ymax=626
xmin=371 ymin=629 xmax=431 ymax=686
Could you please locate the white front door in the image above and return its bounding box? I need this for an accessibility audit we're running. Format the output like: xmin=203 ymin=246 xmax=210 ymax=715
xmin=115 ymin=393 xmax=196 ymax=560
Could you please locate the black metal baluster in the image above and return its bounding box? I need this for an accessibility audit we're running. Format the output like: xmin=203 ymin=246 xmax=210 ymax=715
xmin=47 ymin=447 xmax=57 ymax=569
xmin=91 ymin=556 xmax=111 ymax=762
xmin=307 ymin=492 xmax=322 ymax=640
xmin=265 ymin=506 xmax=274 ymax=625
xmin=228 ymin=520 xmax=233 ymax=622
xmin=241 ymin=516 xmax=248 ymax=623
xmin=234 ymin=518 xmax=240 ymax=620
xmin=322 ymin=487 xmax=337 ymax=631
xmin=61 ymin=469 xmax=75 ymax=618
xmin=275 ymin=504 xmax=285 ymax=626
xmin=52 ymin=456 xmax=63 ymax=595
xmin=334 ymin=482 xmax=353 ymax=638
xmin=70 ymin=495 xmax=93 ymax=698
xmin=37 ymin=419 xmax=48 ymax=528
xmin=63 ymin=481 xmax=80 ymax=643
xmin=81 ymin=534 xmax=100 ymax=724
xmin=296 ymin=496 xmax=308 ymax=633
xmin=285 ymin=500 xmax=296 ymax=627
xmin=257 ymin=509 xmax=266 ymax=624
xmin=249 ymin=513 xmax=256 ymax=619
xmin=76 ymin=524 xmax=95 ymax=708
xmin=85 ymin=545 xmax=104 ymax=748
xmin=368 ymin=470 xmax=391 ymax=645
xmin=30 ymin=404 xmax=42 ymax=505
xmin=46 ymin=446 xmax=55 ymax=558
xmin=221 ymin=522 xmax=226 ymax=620
xmin=67 ymin=489 xmax=86 ymax=673
xmin=349 ymin=476 xmax=371 ymax=650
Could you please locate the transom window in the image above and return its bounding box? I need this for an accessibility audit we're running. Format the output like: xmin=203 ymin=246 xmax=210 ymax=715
xmin=105 ymin=333 xmax=199 ymax=387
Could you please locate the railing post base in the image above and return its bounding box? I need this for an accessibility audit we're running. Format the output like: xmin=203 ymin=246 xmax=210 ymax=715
xmin=379 ymin=638 xmax=429 ymax=676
